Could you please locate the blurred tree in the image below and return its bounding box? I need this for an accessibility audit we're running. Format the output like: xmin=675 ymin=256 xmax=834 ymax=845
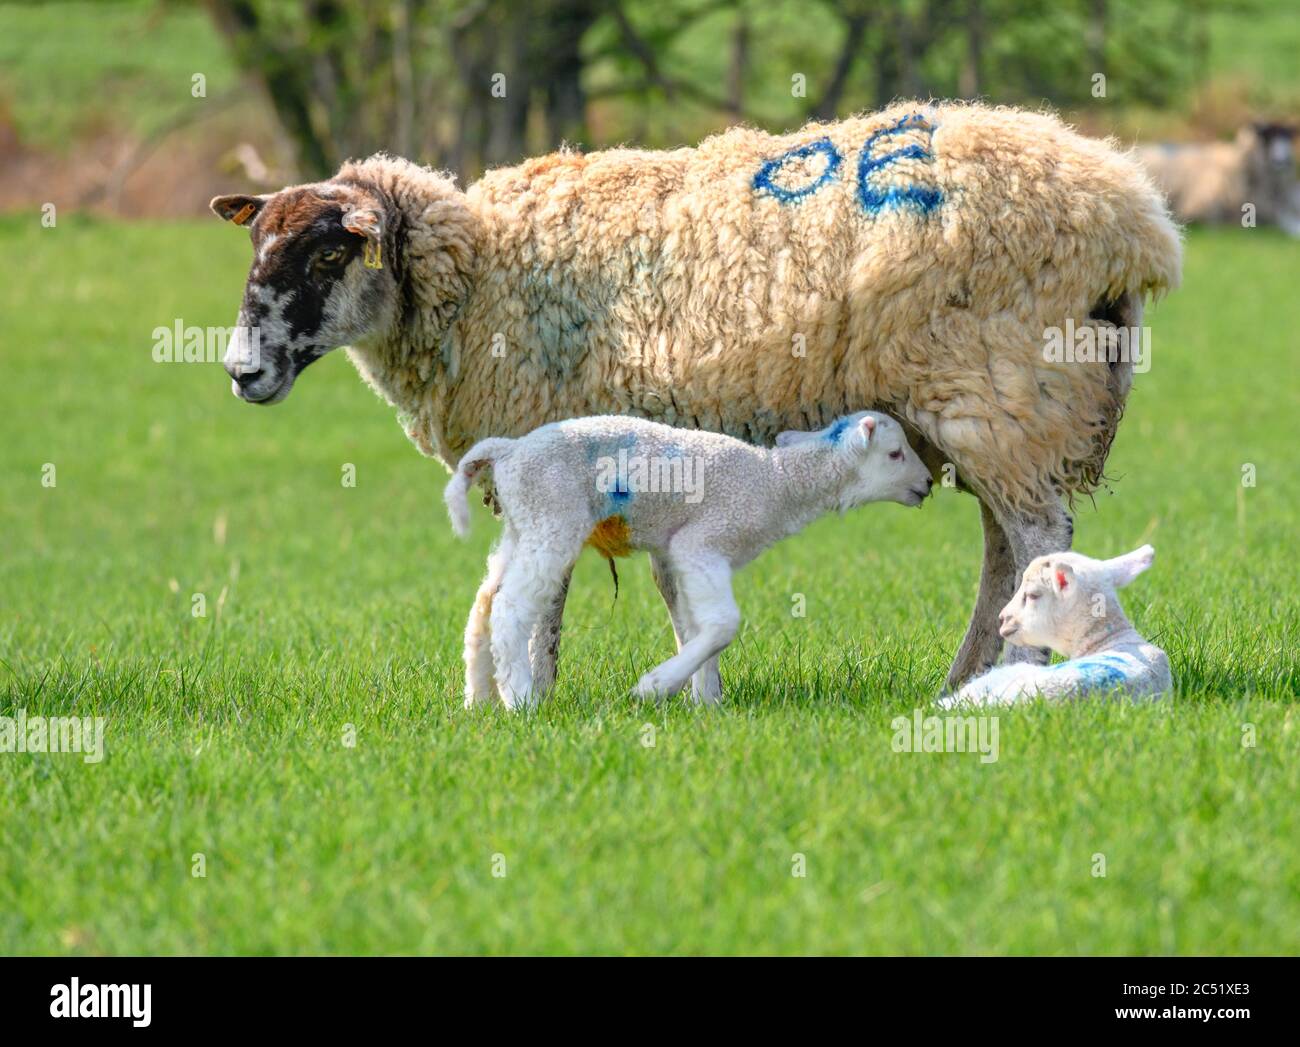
xmin=200 ymin=0 xmax=1224 ymax=182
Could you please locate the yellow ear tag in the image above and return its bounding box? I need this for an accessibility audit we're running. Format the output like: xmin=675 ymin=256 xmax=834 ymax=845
xmin=363 ymin=241 xmax=383 ymax=269
xmin=231 ymin=202 xmax=256 ymax=225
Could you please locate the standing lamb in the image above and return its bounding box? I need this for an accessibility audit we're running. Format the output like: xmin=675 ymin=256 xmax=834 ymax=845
xmin=444 ymin=412 xmax=933 ymax=709
xmin=209 ymin=101 xmax=1181 ymax=690
xmin=941 ymin=544 xmax=1170 ymax=706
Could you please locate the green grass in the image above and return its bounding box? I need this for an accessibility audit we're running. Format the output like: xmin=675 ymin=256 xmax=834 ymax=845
xmin=0 ymin=214 xmax=1297 ymax=954
xmin=0 ymin=0 xmax=238 ymax=149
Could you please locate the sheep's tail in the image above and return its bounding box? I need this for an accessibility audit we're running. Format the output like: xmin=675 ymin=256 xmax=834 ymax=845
xmin=444 ymin=437 xmax=515 ymax=538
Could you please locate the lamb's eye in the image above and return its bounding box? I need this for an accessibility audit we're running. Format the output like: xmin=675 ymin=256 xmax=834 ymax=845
xmin=889 ymin=450 xmax=903 ymax=460
xmin=316 ymin=246 xmax=346 ymax=267
xmin=1026 ymin=592 xmax=1040 ymax=601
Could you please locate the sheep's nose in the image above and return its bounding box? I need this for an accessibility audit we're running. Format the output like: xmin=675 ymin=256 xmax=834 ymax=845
xmin=924 ymin=475 xmax=934 ymax=491
xmin=226 ymin=363 xmax=264 ymax=388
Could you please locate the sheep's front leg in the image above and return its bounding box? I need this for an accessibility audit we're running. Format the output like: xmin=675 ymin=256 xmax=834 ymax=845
xmin=945 ymin=499 xmax=1018 ymax=690
xmin=650 ymin=555 xmax=722 ymax=703
xmin=634 ymin=555 xmax=737 ymax=703
xmin=462 ymin=535 xmax=514 ymax=708
xmin=997 ymin=500 xmax=1074 ymax=667
xmin=490 ymin=539 xmax=582 ymax=711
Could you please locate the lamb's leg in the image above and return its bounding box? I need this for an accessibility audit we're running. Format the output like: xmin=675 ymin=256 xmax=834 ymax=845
xmin=945 ymin=498 xmax=1018 ymax=691
xmin=490 ymin=538 xmax=582 ymax=711
xmin=528 ymin=565 xmax=572 ymax=695
xmin=651 ymin=554 xmax=721 ymax=703
xmin=996 ymin=499 xmax=1074 ymax=667
xmin=634 ymin=554 xmax=737 ymax=703
xmin=463 ymin=535 xmax=514 ymax=708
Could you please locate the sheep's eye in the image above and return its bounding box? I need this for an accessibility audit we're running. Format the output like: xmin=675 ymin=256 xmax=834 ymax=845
xmin=889 ymin=450 xmax=903 ymax=460
xmin=1026 ymin=592 xmax=1040 ymax=601
xmin=316 ymin=246 xmax=346 ymax=267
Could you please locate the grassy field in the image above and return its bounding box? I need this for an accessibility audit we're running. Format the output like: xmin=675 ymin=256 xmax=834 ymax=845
xmin=0 ymin=214 xmax=1297 ymax=955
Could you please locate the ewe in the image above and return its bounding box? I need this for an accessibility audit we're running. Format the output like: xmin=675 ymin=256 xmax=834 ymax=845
xmin=210 ymin=102 xmax=1181 ymax=689
xmin=444 ymin=412 xmax=932 ymax=709
xmin=1136 ymin=122 xmax=1300 ymax=236
xmin=942 ymin=545 xmax=1170 ymax=706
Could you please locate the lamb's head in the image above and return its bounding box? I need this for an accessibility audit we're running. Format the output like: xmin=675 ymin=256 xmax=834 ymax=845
xmin=776 ymin=411 xmax=933 ymax=509
xmin=210 ymin=181 xmax=399 ymax=404
xmin=999 ymin=545 xmax=1155 ymax=652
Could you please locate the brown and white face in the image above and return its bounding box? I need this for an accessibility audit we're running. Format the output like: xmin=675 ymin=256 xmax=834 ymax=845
xmin=211 ymin=183 xmax=397 ymax=404
xmin=998 ymin=545 xmax=1155 ymax=648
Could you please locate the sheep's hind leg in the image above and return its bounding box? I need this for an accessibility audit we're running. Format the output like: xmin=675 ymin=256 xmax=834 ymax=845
xmin=463 ymin=535 xmax=515 ymax=708
xmin=651 ymin=554 xmax=722 ymax=703
xmin=490 ymin=535 xmax=584 ymax=711
xmin=945 ymin=498 xmax=1018 ymax=692
xmin=997 ymin=500 xmax=1074 ymax=667
xmin=528 ymin=565 xmax=572 ymax=696
xmin=634 ymin=554 xmax=737 ymax=703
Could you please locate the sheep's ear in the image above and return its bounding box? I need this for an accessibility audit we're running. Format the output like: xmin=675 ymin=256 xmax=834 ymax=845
xmin=1104 ymin=544 xmax=1154 ymax=588
xmin=342 ymin=205 xmax=384 ymax=242
xmin=775 ymin=430 xmax=814 ymax=448
xmin=210 ymin=194 xmax=267 ymax=226
xmin=1048 ymin=561 xmax=1074 ymax=594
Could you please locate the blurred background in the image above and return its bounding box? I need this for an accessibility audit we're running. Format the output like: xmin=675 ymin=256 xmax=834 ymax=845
xmin=0 ymin=0 xmax=1296 ymax=221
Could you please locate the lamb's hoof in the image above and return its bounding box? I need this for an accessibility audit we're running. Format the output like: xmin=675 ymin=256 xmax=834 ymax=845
xmin=633 ymin=670 xmax=680 ymax=701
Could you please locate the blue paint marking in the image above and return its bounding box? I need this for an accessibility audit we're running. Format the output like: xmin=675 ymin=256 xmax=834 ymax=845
xmin=856 ymin=113 xmax=943 ymax=216
xmin=824 ymin=417 xmax=853 ymax=444
xmin=753 ymin=137 xmax=842 ymax=203
xmin=596 ymin=435 xmax=638 ymax=517
xmin=1054 ymin=654 xmax=1129 ymax=691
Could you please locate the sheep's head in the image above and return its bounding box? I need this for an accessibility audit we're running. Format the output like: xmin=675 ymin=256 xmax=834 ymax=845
xmin=999 ymin=545 xmax=1155 ymax=652
xmin=775 ymin=411 xmax=933 ymax=509
xmin=1242 ymin=121 xmax=1297 ymax=172
xmin=210 ymin=182 xmax=398 ymax=404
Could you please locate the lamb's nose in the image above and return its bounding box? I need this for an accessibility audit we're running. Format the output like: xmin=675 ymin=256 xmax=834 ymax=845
xmin=924 ymin=475 xmax=934 ymax=491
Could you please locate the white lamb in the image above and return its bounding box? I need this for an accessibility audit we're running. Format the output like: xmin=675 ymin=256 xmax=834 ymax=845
xmin=445 ymin=412 xmax=933 ymax=710
xmin=941 ymin=545 xmax=1171 ymax=707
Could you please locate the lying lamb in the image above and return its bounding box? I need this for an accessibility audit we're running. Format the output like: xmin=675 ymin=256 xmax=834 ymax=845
xmin=940 ymin=545 xmax=1170 ymax=707
xmin=445 ymin=412 xmax=932 ymax=710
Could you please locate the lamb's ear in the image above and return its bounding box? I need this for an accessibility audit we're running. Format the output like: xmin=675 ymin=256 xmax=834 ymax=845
xmin=775 ymin=430 xmax=814 ymax=448
xmin=847 ymin=414 xmax=876 ymax=452
xmin=1046 ymin=561 xmax=1074 ymax=595
xmin=1104 ymin=544 xmax=1154 ymax=588
xmin=210 ymin=194 xmax=268 ymax=226
xmin=342 ymin=205 xmax=384 ymax=242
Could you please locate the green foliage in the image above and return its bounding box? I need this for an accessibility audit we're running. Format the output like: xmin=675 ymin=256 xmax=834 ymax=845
xmin=1 ymin=0 xmax=1298 ymax=168
xmin=0 ymin=216 xmax=1296 ymax=953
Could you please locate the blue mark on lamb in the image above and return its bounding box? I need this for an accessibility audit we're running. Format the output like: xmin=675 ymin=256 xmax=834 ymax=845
xmin=753 ymin=138 xmax=842 ymax=203
xmin=1054 ymin=653 xmax=1130 ymax=692
xmin=824 ymin=417 xmax=853 ymax=444
xmin=856 ymin=113 xmax=943 ymax=216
